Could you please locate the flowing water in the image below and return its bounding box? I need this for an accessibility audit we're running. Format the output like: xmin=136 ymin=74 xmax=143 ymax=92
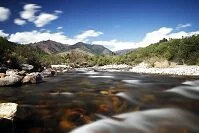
xmin=0 ymin=71 xmax=199 ymax=133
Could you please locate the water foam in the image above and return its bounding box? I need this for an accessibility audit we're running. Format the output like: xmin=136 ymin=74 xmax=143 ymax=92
xmin=182 ymin=80 xmax=199 ymax=86
xmin=70 ymin=108 xmax=198 ymax=133
xmin=89 ymin=75 xmax=114 ymax=78
xmin=49 ymin=92 xmax=74 ymax=97
xmin=166 ymin=86 xmax=199 ymax=99
xmin=116 ymin=92 xmax=138 ymax=104
xmin=122 ymin=79 xmax=141 ymax=85
xmin=84 ymin=71 xmax=99 ymax=75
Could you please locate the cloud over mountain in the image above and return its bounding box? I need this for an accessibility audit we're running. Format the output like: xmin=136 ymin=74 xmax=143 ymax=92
xmin=0 ymin=30 xmax=9 ymax=37
xmin=8 ymin=30 xmax=103 ymax=44
xmin=92 ymin=27 xmax=199 ymax=51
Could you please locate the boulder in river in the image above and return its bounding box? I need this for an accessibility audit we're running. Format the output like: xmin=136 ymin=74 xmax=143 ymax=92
xmin=17 ymin=70 xmax=26 ymax=76
xmin=0 ymin=75 xmax=23 ymax=86
xmin=6 ymin=69 xmax=19 ymax=76
xmin=0 ymin=103 xmax=18 ymax=120
xmin=22 ymin=72 xmax=43 ymax=84
xmin=0 ymin=73 xmax=6 ymax=78
xmin=42 ymin=69 xmax=56 ymax=77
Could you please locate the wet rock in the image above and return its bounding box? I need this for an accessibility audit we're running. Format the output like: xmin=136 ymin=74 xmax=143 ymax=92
xmin=42 ymin=69 xmax=56 ymax=77
xmin=60 ymin=108 xmax=92 ymax=130
xmin=0 ymin=103 xmax=18 ymax=120
xmin=0 ymin=75 xmax=22 ymax=86
xmin=98 ymin=104 xmax=110 ymax=113
xmin=59 ymin=119 xmax=76 ymax=130
xmin=0 ymin=73 xmax=6 ymax=78
xmin=17 ymin=70 xmax=26 ymax=76
xmin=22 ymin=72 xmax=43 ymax=84
xmin=6 ymin=69 xmax=19 ymax=76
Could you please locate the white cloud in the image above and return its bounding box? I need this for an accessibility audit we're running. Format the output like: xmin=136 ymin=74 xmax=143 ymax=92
xmin=0 ymin=7 xmax=11 ymax=21
xmin=75 ymin=30 xmax=103 ymax=41
xmin=176 ymin=23 xmax=192 ymax=30
xmin=20 ymin=4 xmax=41 ymax=22
xmin=17 ymin=4 xmax=60 ymax=27
xmin=57 ymin=26 xmax=63 ymax=30
xmin=92 ymin=40 xmax=136 ymax=51
xmin=0 ymin=30 xmax=9 ymax=37
xmin=168 ymin=31 xmax=199 ymax=39
xmin=92 ymin=27 xmax=199 ymax=51
xmin=8 ymin=30 xmax=103 ymax=45
xmin=14 ymin=18 xmax=26 ymax=25
xmin=34 ymin=13 xmax=58 ymax=27
xmin=9 ymin=31 xmax=69 ymax=44
xmin=54 ymin=10 xmax=63 ymax=14
xmin=137 ymin=27 xmax=173 ymax=47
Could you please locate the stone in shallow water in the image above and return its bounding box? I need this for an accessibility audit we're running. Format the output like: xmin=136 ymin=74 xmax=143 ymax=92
xmin=0 ymin=75 xmax=22 ymax=86
xmin=0 ymin=103 xmax=18 ymax=120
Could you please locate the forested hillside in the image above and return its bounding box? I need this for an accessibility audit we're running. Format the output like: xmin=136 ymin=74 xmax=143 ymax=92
xmin=125 ymin=35 xmax=199 ymax=65
xmin=1 ymin=35 xmax=199 ymax=69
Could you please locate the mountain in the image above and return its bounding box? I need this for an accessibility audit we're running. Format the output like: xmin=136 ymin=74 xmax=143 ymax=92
xmin=115 ymin=48 xmax=135 ymax=55
xmin=29 ymin=40 xmax=69 ymax=54
xmin=29 ymin=41 xmax=114 ymax=55
xmin=58 ymin=48 xmax=94 ymax=56
xmin=70 ymin=42 xmax=114 ymax=55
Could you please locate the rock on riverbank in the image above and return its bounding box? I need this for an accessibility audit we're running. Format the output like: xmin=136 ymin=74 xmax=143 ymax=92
xmin=129 ymin=65 xmax=199 ymax=76
xmin=0 ymin=69 xmax=44 ymax=87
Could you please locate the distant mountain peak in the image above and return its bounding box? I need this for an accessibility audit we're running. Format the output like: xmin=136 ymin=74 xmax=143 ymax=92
xmin=28 ymin=41 xmax=114 ymax=55
xmin=29 ymin=40 xmax=69 ymax=54
xmin=115 ymin=48 xmax=135 ymax=55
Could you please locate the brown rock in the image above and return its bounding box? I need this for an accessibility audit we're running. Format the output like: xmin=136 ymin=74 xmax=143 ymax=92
xmin=0 ymin=75 xmax=22 ymax=86
xmin=98 ymin=104 xmax=110 ymax=113
xmin=0 ymin=73 xmax=5 ymax=78
xmin=22 ymin=72 xmax=43 ymax=84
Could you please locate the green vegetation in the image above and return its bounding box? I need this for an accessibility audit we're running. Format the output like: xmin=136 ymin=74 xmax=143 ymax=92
xmin=0 ymin=37 xmax=47 ymax=71
xmin=125 ymin=35 xmax=199 ymax=65
xmin=1 ymin=35 xmax=199 ymax=70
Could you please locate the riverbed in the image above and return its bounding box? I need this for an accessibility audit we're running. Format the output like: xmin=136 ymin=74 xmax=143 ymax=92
xmin=0 ymin=71 xmax=199 ymax=133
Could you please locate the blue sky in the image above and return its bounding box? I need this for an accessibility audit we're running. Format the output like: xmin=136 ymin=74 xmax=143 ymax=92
xmin=0 ymin=0 xmax=199 ymax=51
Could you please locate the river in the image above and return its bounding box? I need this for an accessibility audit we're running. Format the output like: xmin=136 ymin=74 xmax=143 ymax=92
xmin=0 ymin=71 xmax=199 ymax=133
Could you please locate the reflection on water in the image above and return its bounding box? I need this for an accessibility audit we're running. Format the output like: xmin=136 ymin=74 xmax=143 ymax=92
xmin=0 ymin=71 xmax=199 ymax=133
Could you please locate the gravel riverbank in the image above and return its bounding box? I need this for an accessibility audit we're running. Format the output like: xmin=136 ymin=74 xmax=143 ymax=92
xmin=90 ymin=64 xmax=199 ymax=76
